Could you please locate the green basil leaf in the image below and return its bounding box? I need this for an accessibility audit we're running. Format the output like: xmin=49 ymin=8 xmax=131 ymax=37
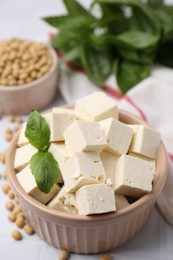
xmin=89 ymin=33 xmax=110 ymax=49
xmin=94 ymin=0 xmax=148 ymax=12
xmin=163 ymin=5 xmax=173 ymax=17
xmin=93 ymin=14 xmax=129 ymax=35
xmin=130 ymin=8 xmax=156 ymax=33
xmin=116 ymin=61 xmax=151 ymax=93
xmin=42 ymin=15 xmax=67 ymax=28
xmin=52 ymin=31 xmax=78 ymax=51
xmin=51 ymin=29 xmax=87 ymax=54
xmin=63 ymin=0 xmax=92 ymax=16
xmin=30 ymin=151 xmax=60 ymax=194
xmin=94 ymin=15 xmax=122 ymax=27
xmin=81 ymin=45 xmax=113 ymax=85
xmin=147 ymin=0 xmax=163 ymax=8
xmin=94 ymin=0 xmax=138 ymax=4
xmin=93 ymin=3 xmax=127 ymax=34
xmin=153 ymin=9 xmax=173 ymax=37
xmin=94 ymin=0 xmax=157 ymax=29
xmin=43 ymin=15 xmax=94 ymax=31
xmin=111 ymin=30 xmax=159 ymax=50
xmin=60 ymin=48 xmax=80 ymax=62
xmin=118 ymin=47 xmax=156 ymax=64
xmin=25 ymin=110 xmax=50 ymax=151
xmin=130 ymin=6 xmax=171 ymax=38
xmin=98 ymin=3 xmax=123 ymax=18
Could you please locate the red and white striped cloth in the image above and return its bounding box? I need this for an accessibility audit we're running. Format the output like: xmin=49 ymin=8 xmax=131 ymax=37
xmin=58 ymin=61 xmax=173 ymax=226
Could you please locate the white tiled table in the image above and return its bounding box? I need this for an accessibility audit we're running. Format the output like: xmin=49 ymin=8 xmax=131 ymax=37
xmin=0 ymin=0 xmax=173 ymax=259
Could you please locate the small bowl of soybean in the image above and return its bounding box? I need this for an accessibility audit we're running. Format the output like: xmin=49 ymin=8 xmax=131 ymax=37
xmin=0 ymin=38 xmax=58 ymax=115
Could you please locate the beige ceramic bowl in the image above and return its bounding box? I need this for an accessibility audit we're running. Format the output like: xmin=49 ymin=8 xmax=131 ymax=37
xmin=6 ymin=110 xmax=168 ymax=254
xmin=0 ymin=47 xmax=58 ymax=115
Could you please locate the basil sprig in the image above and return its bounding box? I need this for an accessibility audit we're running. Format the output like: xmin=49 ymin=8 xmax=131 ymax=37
xmin=25 ymin=110 xmax=60 ymax=194
xmin=43 ymin=0 xmax=173 ymax=93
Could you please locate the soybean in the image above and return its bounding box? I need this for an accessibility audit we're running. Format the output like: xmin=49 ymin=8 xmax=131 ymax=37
xmin=15 ymin=217 xmax=25 ymax=229
xmin=5 ymin=201 xmax=15 ymax=211
xmin=2 ymin=183 xmax=10 ymax=194
xmin=8 ymin=213 xmax=16 ymax=222
xmin=8 ymin=190 xmax=15 ymax=200
xmin=99 ymin=255 xmax=112 ymax=260
xmin=24 ymin=224 xmax=35 ymax=235
xmin=13 ymin=204 xmax=22 ymax=214
xmin=59 ymin=250 xmax=70 ymax=260
xmin=11 ymin=230 xmax=23 ymax=241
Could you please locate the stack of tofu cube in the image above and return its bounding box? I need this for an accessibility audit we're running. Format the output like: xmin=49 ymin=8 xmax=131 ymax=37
xmin=15 ymin=92 xmax=161 ymax=215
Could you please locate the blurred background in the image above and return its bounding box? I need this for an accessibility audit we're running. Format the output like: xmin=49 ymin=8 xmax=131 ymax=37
xmin=0 ymin=0 xmax=92 ymax=40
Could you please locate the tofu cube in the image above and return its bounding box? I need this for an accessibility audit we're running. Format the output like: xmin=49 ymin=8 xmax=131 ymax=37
xmin=129 ymin=125 xmax=161 ymax=159
xmin=48 ymin=142 xmax=69 ymax=164
xmin=17 ymin=165 xmax=60 ymax=204
xmin=115 ymin=194 xmax=130 ymax=210
xmin=48 ymin=142 xmax=69 ymax=183
xmin=114 ymin=155 xmax=155 ymax=198
xmin=100 ymin=118 xmax=133 ymax=155
xmin=76 ymin=183 xmax=116 ymax=215
xmin=128 ymin=152 xmax=154 ymax=161
xmin=75 ymin=92 xmax=118 ymax=121
xmin=14 ymin=144 xmax=37 ymax=171
xmin=60 ymin=151 xmax=106 ymax=192
xmin=43 ymin=108 xmax=76 ymax=142
xmin=128 ymin=124 xmax=139 ymax=132
xmin=17 ymin=122 xmax=29 ymax=147
xmin=100 ymin=151 xmax=119 ymax=184
xmin=48 ymin=186 xmax=78 ymax=214
xmin=64 ymin=120 xmax=107 ymax=155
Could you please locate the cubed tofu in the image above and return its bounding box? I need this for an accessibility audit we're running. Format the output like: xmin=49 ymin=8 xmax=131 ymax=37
xmin=48 ymin=142 xmax=69 ymax=164
xmin=60 ymin=151 xmax=106 ymax=192
xmin=48 ymin=142 xmax=69 ymax=183
xmin=100 ymin=118 xmax=133 ymax=155
xmin=48 ymin=186 xmax=78 ymax=214
xmin=114 ymin=154 xmax=155 ymax=198
xmin=17 ymin=165 xmax=60 ymax=204
xmin=76 ymin=183 xmax=116 ymax=215
xmin=128 ymin=124 xmax=139 ymax=132
xmin=14 ymin=144 xmax=37 ymax=171
xmin=128 ymin=152 xmax=154 ymax=161
xmin=43 ymin=108 xmax=76 ymax=142
xmin=75 ymin=92 xmax=118 ymax=121
xmin=115 ymin=194 xmax=130 ymax=210
xmin=100 ymin=151 xmax=119 ymax=184
xmin=64 ymin=120 xmax=107 ymax=155
xmin=17 ymin=122 xmax=29 ymax=147
xmin=129 ymin=125 xmax=161 ymax=159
